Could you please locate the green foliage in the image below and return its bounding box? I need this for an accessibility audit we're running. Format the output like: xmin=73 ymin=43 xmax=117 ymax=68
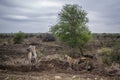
xmin=98 ymin=47 xmax=112 ymax=65
xmin=102 ymin=56 xmax=112 ymax=66
xmin=13 ymin=31 xmax=25 ymax=44
xmin=110 ymin=48 xmax=120 ymax=64
xmin=99 ymin=47 xmax=120 ymax=65
xmin=50 ymin=4 xmax=92 ymax=55
xmin=98 ymin=47 xmax=111 ymax=55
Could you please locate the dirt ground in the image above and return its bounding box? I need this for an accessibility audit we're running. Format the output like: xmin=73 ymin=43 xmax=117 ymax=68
xmin=0 ymin=70 xmax=114 ymax=80
xmin=0 ymin=35 xmax=120 ymax=80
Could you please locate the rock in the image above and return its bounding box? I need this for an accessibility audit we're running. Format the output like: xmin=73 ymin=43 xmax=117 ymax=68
xmin=100 ymin=78 xmax=104 ymax=80
xmin=72 ymin=75 xmax=76 ymax=79
xmin=94 ymin=77 xmax=97 ymax=80
xmin=54 ymin=76 xmax=62 ymax=80
xmin=87 ymin=78 xmax=91 ymax=80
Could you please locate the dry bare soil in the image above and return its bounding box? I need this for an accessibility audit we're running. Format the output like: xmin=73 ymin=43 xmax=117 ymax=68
xmin=0 ymin=34 xmax=120 ymax=80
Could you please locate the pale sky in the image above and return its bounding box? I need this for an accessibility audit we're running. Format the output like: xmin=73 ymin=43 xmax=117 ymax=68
xmin=0 ymin=0 xmax=120 ymax=33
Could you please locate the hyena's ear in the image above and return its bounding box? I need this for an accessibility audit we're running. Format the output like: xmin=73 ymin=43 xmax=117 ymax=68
xmin=27 ymin=45 xmax=32 ymax=51
xmin=29 ymin=45 xmax=33 ymax=48
xmin=27 ymin=48 xmax=30 ymax=52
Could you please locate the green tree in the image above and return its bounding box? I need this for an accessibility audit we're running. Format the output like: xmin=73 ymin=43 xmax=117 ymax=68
xmin=50 ymin=4 xmax=92 ymax=56
xmin=13 ymin=31 xmax=25 ymax=44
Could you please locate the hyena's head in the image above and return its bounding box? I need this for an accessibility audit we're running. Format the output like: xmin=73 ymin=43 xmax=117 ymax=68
xmin=27 ymin=45 xmax=36 ymax=52
xmin=27 ymin=45 xmax=33 ymax=52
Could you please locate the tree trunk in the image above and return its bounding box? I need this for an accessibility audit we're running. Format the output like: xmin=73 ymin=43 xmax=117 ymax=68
xmin=79 ymin=47 xmax=84 ymax=56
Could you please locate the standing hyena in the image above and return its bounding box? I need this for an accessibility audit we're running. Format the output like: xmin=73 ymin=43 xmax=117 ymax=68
xmin=25 ymin=45 xmax=37 ymax=68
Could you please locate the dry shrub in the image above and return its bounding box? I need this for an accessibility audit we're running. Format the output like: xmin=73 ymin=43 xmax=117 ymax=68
xmin=98 ymin=47 xmax=120 ymax=65
xmin=110 ymin=48 xmax=120 ymax=64
xmin=13 ymin=31 xmax=25 ymax=44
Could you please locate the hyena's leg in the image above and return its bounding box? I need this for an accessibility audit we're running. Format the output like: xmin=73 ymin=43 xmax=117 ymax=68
xmin=28 ymin=52 xmax=32 ymax=70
